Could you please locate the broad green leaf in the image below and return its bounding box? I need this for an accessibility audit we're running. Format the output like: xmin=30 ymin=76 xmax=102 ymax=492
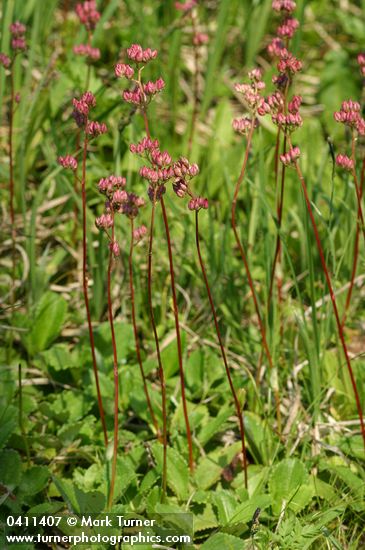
xmin=269 ymin=458 xmax=313 ymax=515
xmin=212 ymin=490 xmax=238 ymax=526
xmin=227 ymin=494 xmax=272 ymax=525
xmin=151 ymin=442 xmax=189 ymax=500
xmin=200 ymin=532 xmax=243 ymax=550
xmin=21 ymin=292 xmax=68 ymax=355
xmin=18 ymin=466 xmax=50 ymax=495
xmin=0 ymin=405 xmax=17 ymax=450
xmin=194 ymin=456 xmax=222 ymax=490
xmin=0 ymin=449 xmax=22 ymax=491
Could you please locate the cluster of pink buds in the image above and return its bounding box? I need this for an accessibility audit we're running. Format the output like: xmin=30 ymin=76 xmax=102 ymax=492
xmin=188 ymin=197 xmax=208 ymax=211
xmin=96 ymin=212 xmax=114 ymax=229
xmin=10 ymin=21 xmax=26 ymax=51
xmin=175 ymin=0 xmax=197 ymax=11
xmin=334 ymin=100 xmax=365 ymax=135
xmin=117 ymin=44 xmax=165 ymax=110
xmin=172 ymin=157 xmax=199 ymax=198
xmin=358 ymin=53 xmax=365 ymax=76
xmin=232 ymin=117 xmax=254 ymax=136
xmin=75 ymin=0 xmax=100 ymax=31
xmin=0 ymin=53 xmax=11 ymax=68
xmin=127 ymin=44 xmax=157 ymax=63
xmin=335 ymin=154 xmax=354 ymax=172
xmin=277 ymin=17 xmax=299 ymax=39
xmin=118 ymin=192 xmax=145 ymax=219
xmin=97 ymin=175 xmax=126 ymax=197
xmin=267 ymin=37 xmax=286 ymax=58
xmin=115 ymin=63 xmax=134 ymax=79
xmin=71 ymin=91 xmax=108 ymax=135
xmin=280 ymin=146 xmax=300 ymax=166
xmin=133 ymin=225 xmax=147 ymax=242
xmin=193 ymin=33 xmax=209 ymax=46
xmin=86 ymin=120 xmax=107 ymax=136
xmin=272 ymin=0 xmax=296 ymax=12
xmin=234 ymin=68 xmax=266 ymax=117
xmin=74 ymin=44 xmax=100 ymax=60
xmin=58 ymin=155 xmax=78 ymax=171
xmin=277 ymin=49 xmax=302 ymax=74
xmin=130 ymin=137 xmax=159 ymax=155
xmin=272 ymin=111 xmax=303 ymax=132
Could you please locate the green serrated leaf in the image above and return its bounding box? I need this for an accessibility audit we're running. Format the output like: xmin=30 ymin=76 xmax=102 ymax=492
xmin=200 ymin=532 xmax=243 ymax=550
xmin=269 ymin=458 xmax=313 ymax=515
xmin=0 ymin=449 xmax=22 ymax=491
xmin=18 ymin=466 xmax=50 ymax=495
xmin=151 ymin=442 xmax=189 ymax=500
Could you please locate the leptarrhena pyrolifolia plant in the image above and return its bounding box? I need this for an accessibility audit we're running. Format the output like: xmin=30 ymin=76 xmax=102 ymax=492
xmin=58 ymin=91 xmax=108 ymax=446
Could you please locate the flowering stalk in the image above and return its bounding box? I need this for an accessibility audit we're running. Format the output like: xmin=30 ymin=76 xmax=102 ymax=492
xmin=106 ymin=214 xmax=119 ymax=509
xmin=288 ymin=137 xmax=365 ymax=450
xmin=333 ymin=96 xmax=365 ymax=328
xmin=232 ymin=69 xmax=282 ymax=431
xmin=194 ymin=207 xmax=248 ymax=488
xmin=59 ymin=92 xmax=108 ymax=445
xmin=117 ymin=45 xmax=195 ymax=473
xmin=129 ymin=219 xmax=161 ymax=439
xmin=71 ymin=1 xmax=101 ymax=241
xmin=175 ymin=0 xmax=209 ymax=155
xmin=0 ymin=23 xmax=27 ymax=304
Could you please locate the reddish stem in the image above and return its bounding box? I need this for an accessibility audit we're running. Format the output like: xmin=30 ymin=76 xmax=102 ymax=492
xmin=342 ymin=156 xmax=365 ymax=328
xmin=143 ymin=110 xmax=167 ymax=498
xmin=289 ymin=139 xmax=365 ymax=451
xmin=81 ymin=133 xmax=108 ymax=446
xmin=187 ymin=11 xmax=199 ymax=156
xmin=195 ymin=210 xmax=248 ymax=487
xmin=267 ymin=132 xmax=287 ymax=313
xmin=129 ymin=218 xmax=161 ymax=439
xmin=107 ymin=218 xmax=119 ymax=509
xmin=9 ymin=64 xmax=16 ymax=304
xmin=147 ymin=202 xmax=168 ymax=499
xmin=161 ymin=197 xmax=194 ymax=472
xmin=231 ymin=123 xmax=282 ymax=431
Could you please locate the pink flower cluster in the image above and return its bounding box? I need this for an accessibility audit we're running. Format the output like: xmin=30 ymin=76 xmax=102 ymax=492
xmin=267 ymin=37 xmax=286 ymax=57
xmin=86 ymin=120 xmax=108 ymax=136
xmin=277 ymin=17 xmax=299 ymax=39
xmin=272 ymin=111 xmax=303 ymax=131
xmin=358 ymin=53 xmax=365 ymax=76
xmin=73 ymin=44 xmax=100 ymax=60
xmin=71 ymin=91 xmax=107 ymax=135
xmin=127 ymin=44 xmax=157 ymax=63
xmin=0 ymin=53 xmax=11 ymax=68
xmin=335 ymin=154 xmax=354 ymax=172
xmin=58 ymin=155 xmax=78 ymax=171
xmin=272 ymin=0 xmax=296 ymax=12
xmin=172 ymin=157 xmax=199 ymax=198
xmin=10 ymin=21 xmax=26 ymax=51
xmin=75 ymin=0 xmax=100 ymax=31
xmin=277 ymin=50 xmax=302 ymax=74
xmin=234 ymin=68 xmax=266 ymax=115
xmin=175 ymin=0 xmax=197 ymax=11
xmin=96 ymin=213 xmax=114 ymax=229
xmin=130 ymin=137 xmax=159 ymax=155
xmin=232 ymin=117 xmax=254 ymax=136
xmin=188 ymin=197 xmax=208 ymax=211
xmin=280 ymin=146 xmax=300 ymax=166
xmin=97 ymin=175 xmax=127 ymax=196
xmin=193 ymin=33 xmax=209 ymax=46
xmin=133 ymin=225 xmax=147 ymax=242
xmin=334 ymin=100 xmax=365 ymax=135
xmin=115 ymin=63 xmax=134 ymax=79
